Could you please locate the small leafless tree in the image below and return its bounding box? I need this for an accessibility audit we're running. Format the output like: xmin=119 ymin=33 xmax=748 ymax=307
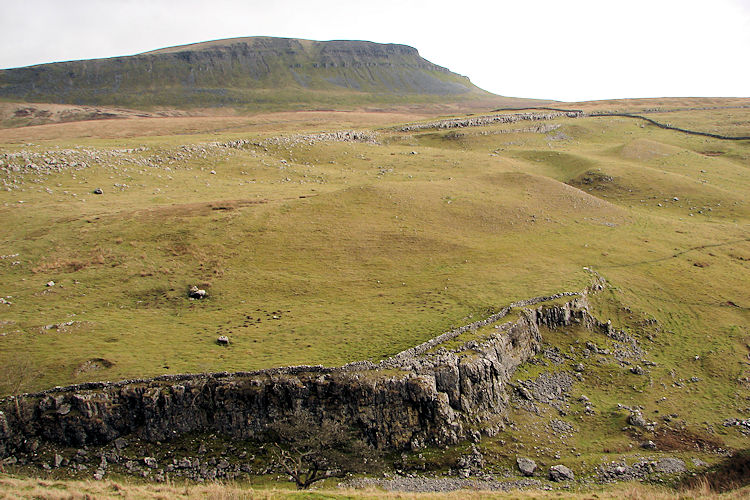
xmin=268 ymin=409 xmax=381 ymax=489
xmin=0 ymin=358 xmax=38 ymax=442
xmin=0 ymin=358 xmax=36 ymax=397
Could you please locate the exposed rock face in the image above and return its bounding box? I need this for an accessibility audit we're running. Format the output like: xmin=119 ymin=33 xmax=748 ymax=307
xmin=0 ymin=294 xmax=596 ymax=458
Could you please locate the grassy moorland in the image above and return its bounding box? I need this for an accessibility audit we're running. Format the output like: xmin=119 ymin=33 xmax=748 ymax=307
xmin=0 ymin=98 xmax=748 ymax=495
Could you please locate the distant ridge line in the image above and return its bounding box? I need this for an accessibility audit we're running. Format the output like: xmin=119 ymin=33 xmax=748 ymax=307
xmin=0 ymin=36 xmax=489 ymax=108
xmin=492 ymin=107 xmax=582 ymax=113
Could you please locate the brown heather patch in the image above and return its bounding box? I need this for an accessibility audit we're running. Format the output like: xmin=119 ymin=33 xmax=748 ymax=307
xmin=31 ymin=248 xmax=117 ymax=273
xmin=652 ymin=426 xmax=726 ymax=453
xmin=128 ymin=198 xmax=268 ymax=220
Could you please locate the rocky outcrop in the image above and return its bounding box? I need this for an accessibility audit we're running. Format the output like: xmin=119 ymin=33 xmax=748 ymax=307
xmin=0 ymin=293 xmax=597 ymax=458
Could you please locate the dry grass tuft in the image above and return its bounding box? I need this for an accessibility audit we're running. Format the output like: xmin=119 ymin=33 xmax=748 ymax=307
xmin=0 ymin=477 xmax=749 ymax=500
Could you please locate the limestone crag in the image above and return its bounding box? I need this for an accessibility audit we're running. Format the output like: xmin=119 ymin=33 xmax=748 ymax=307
xmin=0 ymin=293 xmax=600 ymax=458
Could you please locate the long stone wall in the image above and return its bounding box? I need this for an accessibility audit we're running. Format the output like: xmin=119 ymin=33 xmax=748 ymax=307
xmin=0 ymin=292 xmax=599 ymax=458
xmin=396 ymin=111 xmax=584 ymax=132
xmin=590 ymin=112 xmax=750 ymax=141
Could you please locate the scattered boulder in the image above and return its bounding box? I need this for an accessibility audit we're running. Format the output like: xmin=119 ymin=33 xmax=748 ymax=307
xmin=692 ymin=458 xmax=708 ymax=467
xmin=641 ymin=440 xmax=657 ymax=450
xmin=217 ymin=336 xmax=229 ymax=346
xmin=516 ymin=457 xmax=537 ymax=476
xmin=549 ymin=464 xmax=575 ymax=481
xmin=74 ymin=449 xmax=88 ymax=463
xmin=188 ymin=285 xmax=206 ymax=299
xmin=628 ymin=412 xmax=647 ymax=427
xmin=631 ymin=365 xmax=645 ymax=375
xmin=53 ymin=453 xmax=63 ymax=468
xmin=114 ymin=437 xmax=128 ymax=450
xmin=93 ymin=188 xmax=103 ymax=195
xmin=46 ymin=281 xmax=55 ymax=287
xmin=143 ymin=457 xmax=158 ymax=468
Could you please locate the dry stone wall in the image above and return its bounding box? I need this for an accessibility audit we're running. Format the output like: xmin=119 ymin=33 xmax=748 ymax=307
xmin=397 ymin=111 xmax=583 ymax=132
xmin=591 ymin=113 xmax=750 ymax=141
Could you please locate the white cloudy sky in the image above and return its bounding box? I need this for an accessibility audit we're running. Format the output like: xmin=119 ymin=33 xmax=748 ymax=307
xmin=1 ymin=0 xmax=749 ymax=102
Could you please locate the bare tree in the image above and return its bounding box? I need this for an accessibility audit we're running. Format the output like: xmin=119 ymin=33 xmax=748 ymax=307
xmin=0 ymin=358 xmax=36 ymax=397
xmin=0 ymin=358 xmax=37 ymax=448
xmin=268 ymin=410 xmax=381 ymax=489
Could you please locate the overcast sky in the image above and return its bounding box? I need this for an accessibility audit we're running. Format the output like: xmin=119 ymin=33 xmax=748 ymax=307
xmin=1 ymin=0 xmax=749 ymax=102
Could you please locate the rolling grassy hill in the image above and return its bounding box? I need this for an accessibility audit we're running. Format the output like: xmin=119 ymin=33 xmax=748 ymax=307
xmin=0 ymin=98 xmax=748 ymax=494
xmin=0 ymin=37 xmax=537 ymax=110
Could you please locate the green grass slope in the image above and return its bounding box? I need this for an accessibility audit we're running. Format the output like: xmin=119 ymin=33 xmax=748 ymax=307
xmin=0 ymin=101 xmax=748 ymax=482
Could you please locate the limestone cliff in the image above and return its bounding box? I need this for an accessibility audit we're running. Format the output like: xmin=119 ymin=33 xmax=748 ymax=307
xmin=0 ymin=292 xmax=603 ymax=458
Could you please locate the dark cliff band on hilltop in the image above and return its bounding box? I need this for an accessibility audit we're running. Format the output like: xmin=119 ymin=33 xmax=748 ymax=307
xmin=0 ymin=37 xmax=489 ymax=108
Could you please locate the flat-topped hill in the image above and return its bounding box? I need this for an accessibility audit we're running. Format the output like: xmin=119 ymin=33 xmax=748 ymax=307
xmin=0 ymin=37 xmax=500 ymax=109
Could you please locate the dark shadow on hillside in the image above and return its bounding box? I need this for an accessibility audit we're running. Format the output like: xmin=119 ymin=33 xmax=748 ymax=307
xmin=681 ymin=450 xmax=750 ymax=493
